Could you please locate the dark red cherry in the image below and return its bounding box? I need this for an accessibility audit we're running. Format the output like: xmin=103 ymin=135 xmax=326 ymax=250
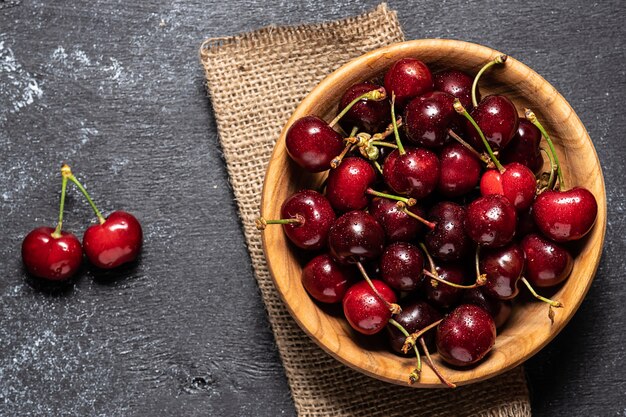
xmin=532 ymin=187 xmax=598 ymax=242
xmin=368 ymin=197 xmax=427 ymax=242
xmin=302 ymin=254 xmax=354 ymax=303
xmin=500 ymin=119 xmax=544 ymax=173
xmin=480 ymin=243 xmax=525 ymax=300
xmin=328 ymin=211 xmax=385 ymax=264
xmin=343 ymin=279 xmax=397 ymax=335
xmin=436 ymin=304 xmax=496 ymax=367
xmin=465 ymin=194 xmax=516 ymax=248
xmin=425 ymin=202 xmax=471 ymax=262
xmin=521 ymin=234 xmax=573 ymax=287
xmin=83 ymin=211 xmax=142 ymax=269
xmin=384 ymin=58 xmax=433 ymax=108
xmin=285 ymin=116 xmax=345 ymax=173
xmin=433 ymin=69 xmax=477 ymax=110
xmin=437 ymin=142 xmax=482 ymax=197
xmin=480 ymin=163 xmax=537 ymax=211
xmin=339 ymin=83 xmax=391 ymax=133
xmin=404 ymin=91 xmax=457 ymax=148
xmin=387 ymin=301 xmax=442 ymax=354
xmin=22 ymin=227 xmax=82 ymax=281
xmin=462 ymin=288 xmax=512 ymax=328
xmin=380 ymin=242 xmax=424 ymax=292
xmin=465 ymin=95 xmax=519 ymax=151
xmin=326 ymin=157 xmax=376 ymax=213
xmin=260 ymin=190 xmax=335 ymax=251
xmin=424 ymin=263 xmax=466 ymax=310
xmin=383 ymin=148 xmax=440 ymax=199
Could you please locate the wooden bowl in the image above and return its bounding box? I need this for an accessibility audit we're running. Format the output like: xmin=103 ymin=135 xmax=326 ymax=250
xmin=260 ymin=39 xmax=606 ymax=387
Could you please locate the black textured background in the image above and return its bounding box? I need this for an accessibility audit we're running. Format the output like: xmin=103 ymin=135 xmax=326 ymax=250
xmin=1 ymin=1 xmax=624 ymax=416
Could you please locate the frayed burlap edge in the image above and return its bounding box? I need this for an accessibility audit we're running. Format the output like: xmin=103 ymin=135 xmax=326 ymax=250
xmin=200 ymin=3 xmax=531 ymax=416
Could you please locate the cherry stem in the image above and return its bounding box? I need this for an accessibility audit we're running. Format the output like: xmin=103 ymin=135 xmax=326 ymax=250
xmin=373 ymin=161 xmax=384 ymax=175
xmin=402 ymin=319 xmax=443 ymax=354
xmin=525 ymin=109 xmax=565 ymax=190
xmin=388 ymin=318 xmax=422 ymax=385
xmin=418 ymin=337 xmax=456 ymax=388
xmin=447 ymin=129 xmax=489 ymax=163
xmin=366 ymin=188 xmax=416 ymax=207
xmin=475 ymin=245 xmax=488 ymax=285
xmin=350 ymin=126 xmax=359 ymax=137
xmin=423 ymin=269 xmax=485 ymax=289
xmin=255 ymin=216 xmax=303 ymax=230
xmin=454 ymin=99 xmax=505 ymax=173
xmin=370 ymin=141 xmax=397 ymax=148
xmin=390 ymin=93 xmax=405 ymax=155
xmin=399 ymin=205 xmax=435 ymax=229
xmin=62 ymin=164 xmax=106 ymax=224
xmin=51 ymin=168 xmax=69 ymax=238
xmin=356 ymin=262 xmax=401 ymax=314
xmin=472 ymin=54 xmax=507 ymax=108
xmin=329 ymin=88 xmax=386 ymax=128
xmin=331 ymin=142 xmax=354 ymax=169
xmin=371 ymin=118 xmax=402 ymax=142
xmin=539 ymin=147 xmax=557 ymax=191
xmin=418 ymin=242 xmax=438 ymax=276
xmin=520 ymin=277 xmax=563 ymax=308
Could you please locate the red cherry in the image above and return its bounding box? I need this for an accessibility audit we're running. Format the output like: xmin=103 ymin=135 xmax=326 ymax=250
xmin=383 ymin=148 xmax=440 ymax=199
xmin=285 ymin=116 xmax=344 ymax=173
xmin=480 ymin=163 xmax=537 ymax=212
xmin=22 ymin=227 xmax=82 ymax=281
xmin=465 ymin=194 xmax=517 ymax=248
xmin=368 ymin=197 xmax=427 ymax=242
xmin=480 ymin=243 xmax=525 ymax=300
xmin=425 ymin=202 xmax=472 ymax=262
xmin=532 ymin=187 xmax=598 ymax=242
xmin=465 ymin=95 xmax=519 ymax=151
xmin=521 ymin=234 xmax=573 ymax=287
xmin=404 ymin=91 xmax=457 ymax=148
xmin=380 ymin=242 xmax=424 ymax=292
xmin=436 ymin=304 xmax=496 ymax=367
xmin=387 ymin=301 xmax=442 ymax=354
xmin=326 ymin=157 xmax=376 ymax=213
xmin=433 ymin=69 xmax=477 ymax=110
xmin=500 ymin=119 xmax=544 ymax=173
xmin=301 ymin=254 xmax=354 ymax=304
xmin=343 ymin=279 xmax=397 ymax=335
xmin=83 ymin=211 xmax=143 ymax=269
xmin=338 ymin=83 xmax=391 ymax=133
xmin=328 ymin=211 xmax=385 ymax=265
xmin=384 ymin=58 xmax=433 ymax=109
xmin=437 ymin=142 xmax=482 ymax=197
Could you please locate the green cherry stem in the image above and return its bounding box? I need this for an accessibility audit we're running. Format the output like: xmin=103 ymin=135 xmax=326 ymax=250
xmin=51 ymin=166 xmax=70 ymax=238
xmin=356 ymin=262 xmax=401 ymax=314
xmin=453 ymin=99 xmax=505 ymax=173
xmin=525 ymin=109 xmax=565 ymax=190
xmin=539 ymin=147 xmax=557 ymax=191
xmin=329 ymin=88 xmax=387 ymax=128
xmin=472 ymin=54 xmax=507 ymax=108
xmin=370 ymin=141 xmax=398 ymax=148
xmin=397 ymin=203 xmax=435 ymax=230
xmin=520 ymin=277 xmax=563 ymax=308
xmin=388 ymin=318 xmax=422 ymax=384
xmin=391 ymin=93 xmax=406 ymax=155
xmin=366 ymin=188 xmax=416 ymax=207
xmin=418 ymin=242 xmax=438 ymax=276
xmin=62 ymin=164 xmax=106 ymax=225
xmin=418 ymin=337 xmax=456 ymax=388
xmin=255 ymin=215 xmax=303 ymax=230
xmin=423 ymin=269 xmax=486 ymax=289
xmin=402 ymin=319 xmax=443 ymax=354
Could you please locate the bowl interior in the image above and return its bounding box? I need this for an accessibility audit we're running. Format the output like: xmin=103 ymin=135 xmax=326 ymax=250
xmin=260 ymin=39 xmax=606 ymax=387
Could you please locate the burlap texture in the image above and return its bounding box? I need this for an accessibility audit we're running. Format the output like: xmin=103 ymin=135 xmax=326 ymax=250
xmin=200 ymin=4 xmax=531 ymax=416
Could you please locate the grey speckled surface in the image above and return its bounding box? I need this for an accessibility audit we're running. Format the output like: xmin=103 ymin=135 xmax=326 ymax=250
xmin=0 ymin=1 xmax=624 ymax=416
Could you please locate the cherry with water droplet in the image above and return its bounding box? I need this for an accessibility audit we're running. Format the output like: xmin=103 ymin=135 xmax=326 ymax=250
xmin=328 ymin=210 xmax=385 ymax=265
xmin=343 ymin=279 xmax=397 ymax=335
xmin=380 ymin=242 xmax=424 ymax=292
xmin=465 ymin=194 xmax=517 ymax=248
xmin=302 ymin=253 xmax=354 ymax=303
xmin=384 ymin=58 xmax=433 ymax=109
xmin=521 ymin=233 xmax=573 ymax=287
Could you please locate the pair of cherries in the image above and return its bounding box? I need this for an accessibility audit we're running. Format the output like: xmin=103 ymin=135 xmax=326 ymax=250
xmin=259 ymin=54 xmax=598 ymax=385
xmin=21 ymin=164 xmax=142 ymax=282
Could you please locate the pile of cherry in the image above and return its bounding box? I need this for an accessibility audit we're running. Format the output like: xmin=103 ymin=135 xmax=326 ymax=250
xmin=21 ymin=164 xmax=142 ymax=283
xmin=257 ymin=55 xmax=598 ymax=386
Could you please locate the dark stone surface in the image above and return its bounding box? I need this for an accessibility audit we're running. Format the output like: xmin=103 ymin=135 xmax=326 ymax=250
xmin=0 ymin=1 xmax=624 ymax=416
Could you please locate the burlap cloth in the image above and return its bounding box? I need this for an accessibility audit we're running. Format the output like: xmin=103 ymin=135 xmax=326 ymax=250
xmin=200 ymin=4 xmax=531 ymax=416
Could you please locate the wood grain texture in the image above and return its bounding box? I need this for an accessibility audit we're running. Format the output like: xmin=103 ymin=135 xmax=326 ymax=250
xmin=261 ymin=39 xmax=606 ymax=387
xmin=0 ymin=0 xmax=624 ymax=416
